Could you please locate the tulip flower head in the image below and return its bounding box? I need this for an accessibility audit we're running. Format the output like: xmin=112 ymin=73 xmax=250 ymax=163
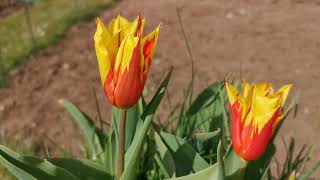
xmin=94 ymin=15 xmax=160 ymax=108
xmin=225 ymin=81 xmax=292 ymax=161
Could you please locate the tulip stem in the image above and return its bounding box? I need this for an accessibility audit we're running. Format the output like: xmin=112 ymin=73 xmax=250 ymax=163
xmin=117 ymin=110 xmax=126 ymax=180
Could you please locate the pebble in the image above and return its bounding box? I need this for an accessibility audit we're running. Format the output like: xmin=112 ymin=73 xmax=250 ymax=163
xmin=239 ymin=8 xmax=246 ymax=16
xmin=154 ymin=58 xmax=161 ymax=65
xmin=63 ymin=63 xmax=70 ymax=70
xmin=304 ymin=107 xmax=310 ymax=114
xmin=226 ymin=12 xmax=234 ymax=19
xmin=0 ymin=105 xmax=5 ymax=111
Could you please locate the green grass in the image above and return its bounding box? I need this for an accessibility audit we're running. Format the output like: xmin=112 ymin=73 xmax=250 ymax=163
xmin=0 ymin=0 xmax=113 ymax=74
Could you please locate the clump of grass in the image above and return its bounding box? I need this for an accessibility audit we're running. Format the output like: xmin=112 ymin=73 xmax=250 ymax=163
xmin=0 ymin=0 xmax=113 ymax=74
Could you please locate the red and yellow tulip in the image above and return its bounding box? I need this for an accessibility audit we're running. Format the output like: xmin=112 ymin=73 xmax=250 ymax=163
xmin=94 ymin=15 xmax=160 ymax=108
xmin=225 ymin=81 xmax=292 ymax=161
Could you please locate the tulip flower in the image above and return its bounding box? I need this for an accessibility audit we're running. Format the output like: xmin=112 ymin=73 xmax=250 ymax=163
xmin=94 ymin=15 xmax=160 ymax=108
xmin=225 ymin=81 xmax=292 ymax=161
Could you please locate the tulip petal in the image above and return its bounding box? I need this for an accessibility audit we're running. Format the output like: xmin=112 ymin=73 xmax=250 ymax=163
xmin=242 ymin=80 xmax=251 ymax=100
xmin=241 ymin=108 xmax=280 ymax=161
xmin=96 ymin=15 xmax=160 ymax=109
xmin=225 ymin=82 xmax=240 ymax=105
xmin=94 ymin=17 xmax=112 ymax=84
xmin=108 ymin=15 xmax=132 ymax=47
xmin=230 ymin=101 xmax=244 ymax=158
xmin=113 ymin=35 xmax=142 ymax=108
xmin=277 ymin=84 xmax=293 ymax=106
xmin=115 ymin=34 xmax=140 ymax=74
xmin=130 ymin=15 xmax=145 ymax=37
xmin=255 ymin=82 xmax=274 ymax=96
xmin=226 ymin=80 xmax=292 ymax=161
xmin=142 ymin=26 xmax=160 ymax=72
xmin=253 ymin=92 xmax=281 ymax=132
xmin=108 ymin=15 xmax=130 ymax=34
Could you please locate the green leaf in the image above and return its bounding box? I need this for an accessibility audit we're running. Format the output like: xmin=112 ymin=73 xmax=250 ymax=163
xmin=154 ymin=132 xmax=175 ymax=178
xmin=124 ymin=118 xmax=143 ymax=168
xmin=165 ymin=149 xmax=247 ymax=180
xmin=193 ymin=129 xmax=221 ymax=143
xmin=166 ymin=164 xmax=219 ymax=180
xmin=125 ymin=104 xmax=140 ymax=151
xmin=121 ymin=68 xmax=172 ymax=180
xmin=105 ymin=129 xmax=117 ymax=176
xmin=0 ymin=145 xmax=79 ymax=180
xmin=0 ymin=151 xmax=36 ymax=180
xmin=49 ymin=158 xmax=112 ymax=180
xmin=160 ymin=131 xmax=209 ymax=176
xmin=224 ymin=149 xmax=246 ymax=180
xmin=186 ymin=82 xmax=225 ymax=133
xmin=154 ymin=154 xmax=171 ymax=179
xmin=59 ymin=100 xmax=106 ymax=163
xmin=216 ymin=141 xmax=225 ymax=180
xmin=218 ymin=85 xmax=230 ymax=147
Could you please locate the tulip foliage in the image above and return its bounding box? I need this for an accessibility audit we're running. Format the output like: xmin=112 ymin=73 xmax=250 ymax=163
xmin=0 ymin=15 xmax=319 ymax=180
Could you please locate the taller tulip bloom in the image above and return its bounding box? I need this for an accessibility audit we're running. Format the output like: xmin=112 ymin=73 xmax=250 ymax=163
xmin=94 ymin=15 xmax=160 ymax=109
xmin=225 ymin=81 xmax=292 ymax=161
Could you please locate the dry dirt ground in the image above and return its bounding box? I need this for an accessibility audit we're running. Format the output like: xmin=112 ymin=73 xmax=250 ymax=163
xmin=0 ymin=0 xmax=320 ymax=172
xmin=0 ymin=0 xmax=21 ymax=17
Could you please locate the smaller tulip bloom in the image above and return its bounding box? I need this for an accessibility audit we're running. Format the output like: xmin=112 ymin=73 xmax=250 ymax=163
xmin=225 ymin=81 xmax=292 ymax=161
xmin=94 ymin=15 xmax=160 ymax=108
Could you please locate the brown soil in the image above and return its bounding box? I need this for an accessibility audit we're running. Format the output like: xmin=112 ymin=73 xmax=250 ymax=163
xmin=0 ymin=0 xmax=21 ymax=17
xmin=0 ymin=0 xmax=320 ymax=174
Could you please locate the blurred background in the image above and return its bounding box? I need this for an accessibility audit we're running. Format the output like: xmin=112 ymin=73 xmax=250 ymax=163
xmin=0 ymin=0 xmax=319 ymax=178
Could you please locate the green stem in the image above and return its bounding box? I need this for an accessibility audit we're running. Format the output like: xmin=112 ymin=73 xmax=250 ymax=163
xmin=117 ymin=110 xmax=126 ymax=180
xmin=24 ymin=3 xmax=36 ymax=49
xmin=0 ymin=47 xmax=6 ymax=88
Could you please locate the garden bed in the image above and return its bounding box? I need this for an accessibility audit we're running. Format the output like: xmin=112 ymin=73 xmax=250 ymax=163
xmin=0 ymin=0 xmax=320 ymax=178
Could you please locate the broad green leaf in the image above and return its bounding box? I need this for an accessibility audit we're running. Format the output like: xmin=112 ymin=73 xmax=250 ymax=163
xmin=166 ymin=149 xmax=247 ymax=180
xmin=224 ymin=149 xmax=246 ymax=180
xmin=124 ymin=118 xmax=144 ymax=168
xmin=49 ymin=158 xmax=112 ymax=180
xmin=154 ymin=154 xmax=171 ymax=179
xmin=59 ymin=100 xmax=106 ymax=163
xmin=0 ymin=151 xmax=36 ymax=180
xmin=218 ymin=85 xmax=230 ymax=147
xmin=186 ymin=82 xmax=225 ymax=133
xmin=154 ymin=132 xmax=175 ymax=177
xmin=193 ymin=129 xmax=221 ymax=143
xmin=125 ymin=104 xmax=140 ymax=151
xmin=0 ymin=145 xmax=79 ymax=180
xmin=166 ymin=164 xmax=219 ymax=180
xmin=105 ymin=129 xmax=117 ymax=176
xmin=111 ymin=107 xmax=121 ymax=140
xmin=160 ymin=131 xmax=209 ymax=176
xmin=121 ymin=69 xmax=172 ymax=180
xmin=216 ymin=141 xmax=224 ymax=180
